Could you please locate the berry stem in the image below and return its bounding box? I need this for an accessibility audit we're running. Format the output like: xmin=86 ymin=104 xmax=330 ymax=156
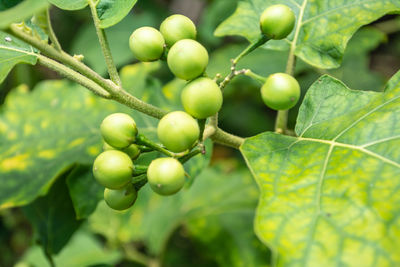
xmin=232 ymin=34 xmax=269 ymax=64
xmin=244 ymin=69 xmax=267 ymax=84
xmin=88 ymin=0 xmax=122 ymax=86
xmin=45 ymin=8 xmax=62 ymax=51
xmin=136 ymin=134 xmax=176 ymax=157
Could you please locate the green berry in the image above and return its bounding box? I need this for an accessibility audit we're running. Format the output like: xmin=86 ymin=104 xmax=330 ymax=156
xmin=93 ymin=150 xmax=134 ymax=189
xmin=157 ymin=111 xmax=199 ymax=153
xmin=100 ymin=113 xmax=137 ymax=149
xmin=104 ymin=183 xmax=137 ymax=210
xmin=147 ymin=157 xmax=185 ymax=196
xmin=181 ymin=77 xmax=223 ymax=119
xmin=129 ymin=27 xmax=165 ymax=62
xmin=167 ymin=39 xmax=208 ymax=80
xmin=261 ymin=73 xmax=300 ymax=110
xmin=103 ymin=142 xmax=140 ymax=160
xmin=260 ymin=4 xmax=295 ymax=40
xmin=160 ymin=14 xmax=197 ymax=47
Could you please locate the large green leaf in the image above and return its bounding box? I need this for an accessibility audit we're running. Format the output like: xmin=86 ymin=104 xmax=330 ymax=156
xmin=215 ymin=0 xmax=400 ymax=69
xmin=0 ymin=80 xmax=157 ymax=209
xmin=89 ymin=163 xmax=270 ymax=266
xmin=0 ymin=30 xmax=38 ymax=83
xmin=97 ymin=0 xmax=138 ymax=28
xmin=47 ymin=0 xmax=87 ymax=10
xmin=17 ymin=230 xmax=122 ymax=267
xmin=241 ymin=74 xmax=400 ymax=266
xmin=0 ymin=0 xmax=48 ymax=29
xmin=23 ymin=173 xmax=81 ymax=255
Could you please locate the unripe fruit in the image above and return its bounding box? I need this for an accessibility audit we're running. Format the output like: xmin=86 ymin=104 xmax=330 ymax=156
xmin=104 ymin=184 xmax=137 ymax=210
xmin=261 ymin=73 xmax=300 ymax=110
xmin=260 ymin=4 xmax=295 ymax=40
xmin=181 ymin=77 xmax=223 ymax=119
xmin=167 ymin=39 xmax=208 ymax=80
xmin=147 ymin=157 xmax=185 ymax=196
xmin=129 ymin=27 xmax=165 ymax=62
xmin=160 ymin=14 xmax=197 ymax=47
xmin=103 ymin=142 xmax=140 ymax=160
xmin=100 ymin=113 xmax=137 ymax=149
xmin=157 ymin=111 xmax=200 ymax=152
xmin=93 ymin=150 xmax=134 ymax=189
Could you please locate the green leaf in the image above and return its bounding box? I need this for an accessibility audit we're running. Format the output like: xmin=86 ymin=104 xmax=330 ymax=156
xmin=0 ymin=0 xmax=23 ymax=10
xmin=241 ymin=74 xmax=400 ymax=266
xmin=97 ymin=0 xmax=138 ymax=28
xmin=215 ymin=0 xmax=400 ymax=69
xmin=0 ymin=30 xmax=38 ymax=83
xmin=89 ymin=164 xmax=268 ymax=265
xmin=0 ymin=0 xmax=48 ymax=29
xmin=17 ymin=230 xmax=122 ymax=266
xmin=0 ymin=80 xmax=157 ymax=209
xmin=66 ymin=165 xmax=103 ymax=220
xmin=22 ymin=173 xmax=81 ymax=255
xmin=47 ymin=0 xmax=87 ymax=10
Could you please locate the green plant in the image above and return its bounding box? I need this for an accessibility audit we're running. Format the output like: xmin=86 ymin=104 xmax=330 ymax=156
xmin=167 ymin=39 xmax=209 ymax=80
xmin=147 ymin=157 xmax=185 ymax=195
xmin=1 ymin=1 xmax=400 ymax=267
xmin=104 ymin=183 xmax=138 ymax=210
xmin=157 ymin=111 xmax=200 ymax=153
xmin=93 ymin=150 xmax=134 ymax=189
xmin=259 ymin=4 xmax=295 ymax=40
xmin=100 ymin=113 xmax=138 ymax=149
xmin=160 ymin=14 xmax=197 ymax=47
xmin=260 ymin=72 xmax=300 ymax=110
xmin=129 ymin=26 xmax=165 ymax=62
xmin=181 ymin=77 xmax=223 ymax=119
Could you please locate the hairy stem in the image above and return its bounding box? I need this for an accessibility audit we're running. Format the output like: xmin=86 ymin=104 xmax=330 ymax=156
xmin=88 ymin=0 xmax=121 ymax=86
xmin=244 ymin=69 xmax=267 ymax=84
xmin=233 ymin=34 xmax=269 ymax=64
xmin=211 ymin=128 xmax=244 ymax=149
xmin=37 ymin=55 xmax=111 ymax=98
xmin=46 ymin=8 xmax=62 ymax=51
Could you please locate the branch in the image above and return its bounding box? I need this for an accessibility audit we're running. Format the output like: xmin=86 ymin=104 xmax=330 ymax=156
xmin=45 ymin=8 xmax=62 ymax=51
xmin=88 ymin=0 xmax=121 ymax=86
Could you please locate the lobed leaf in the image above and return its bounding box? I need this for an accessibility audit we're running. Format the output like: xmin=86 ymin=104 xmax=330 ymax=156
xmin=241 ymin=74 xmax=400 ymax=266
xmin=0 ymin=30 xmax=38 ymax=84
xmin=215 ymin=0 xmax=400 ymax=69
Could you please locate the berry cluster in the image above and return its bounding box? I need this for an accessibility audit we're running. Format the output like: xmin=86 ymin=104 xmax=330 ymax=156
xmin=93 ymin=5 xmax=302 ymax=210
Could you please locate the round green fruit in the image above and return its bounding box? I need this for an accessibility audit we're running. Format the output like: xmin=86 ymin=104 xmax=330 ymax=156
xmin=93 ymin=150 xmax=134 ymax=189
xmin=100 ymin=113 xmax=138 ymax=149
xmin=129 ymin=27 xmax=165 ymax=62
xmin=261 ymin=73 xmax=300 ymax=110
xmin=160 ymin=14 xmax=196 ymax=47
xmin=147 ymin=157 xmax=185 ymax=196
xmin=157 ymin=111 xmax=199 ymax=153
xmin=167 ymin=39 xmax=208 ymax=80
xmin=104 ymin=184 xmax=137 ymax=210
xmin=260 ymin=4 xmax=295 ymax=40
xmin=181 ymin=77 xmax=223 ymax=119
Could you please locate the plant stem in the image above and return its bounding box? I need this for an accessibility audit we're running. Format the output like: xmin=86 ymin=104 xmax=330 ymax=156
xmin=123 ymin=243 xmax=152 ymax=266
xmin=136 ymin=134 xmax=176 ymax=157
xmin=46 ymin=8 xmax=62 ymax=51
xmin=37 ymin=55 xmax=111 ymax=98
xmin=179 ymin=147 xmax=202 ymax=164
xmin=211 ymin=128 xmax=244 ymax=149
xmin=244 ymin=69 xmax=267 ymax=84
xmin=232 ymin=34 xmax=269 ymax=64
xmin=275 ymin=0 xmax=307 ymax=134
xmin=88 ymin=0 xmax=121 ymax=86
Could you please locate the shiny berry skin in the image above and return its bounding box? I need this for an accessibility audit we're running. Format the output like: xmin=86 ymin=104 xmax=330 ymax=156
xmin=103 ymin=142 xmax=140 ymax=160
xmin=260 ymin=73 xmax=300 ymax=110
xmin=129 ymin=27 xmax=165 ymax=62
xmin=160 ymin=14 xmax=197 ymax=47
xmin=100 ymin=113 xmax=138 ymax=149
xmin=167 ymin=39 xmax=208 ymax=80
xmin=260 ymin=4 xmax=295 ymax=40
xmin=157 ymin=111 xmax=200 ymax=153
xmin=181 ymin=77 xmax=223 ymax=119
xmin=104 ymin=184 xmax=137 ymax=210
xmin=147 ymin=157 xmax=185 ymax=196
xmin=93 ymin=150 xmax=134 ymax=189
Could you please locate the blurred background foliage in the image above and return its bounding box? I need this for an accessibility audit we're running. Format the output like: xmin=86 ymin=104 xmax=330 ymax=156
xmin=0 ymin=0 xmax=399 ymax=266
